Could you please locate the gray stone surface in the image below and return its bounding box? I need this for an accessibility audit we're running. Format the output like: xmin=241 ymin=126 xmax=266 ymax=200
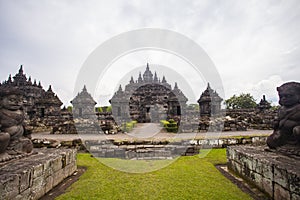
xmin=227 ymin=145 xmax=300 ymax=200
xmin=86 ymin=139 xmax=200 ymax=159
xmin=0 ymin=148 xmax=76 ymax=200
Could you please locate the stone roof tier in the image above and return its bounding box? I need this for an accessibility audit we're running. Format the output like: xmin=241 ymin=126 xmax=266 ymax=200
xmin=71 ymin=85 xmax=97 ymax=105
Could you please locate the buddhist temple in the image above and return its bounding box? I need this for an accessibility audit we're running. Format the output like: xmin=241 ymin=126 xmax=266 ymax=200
xmin=257 ymin=95 xmax=271 ymax=111
xmin=0 ymin=65 xmax=62 ymax=119
xmin=110 ymin=63 xmax=188 ymax=123
xmin=71 ymin=85 xmax=97 ymax=118
xmin=197 ymin=83 xmax=223 ymax=117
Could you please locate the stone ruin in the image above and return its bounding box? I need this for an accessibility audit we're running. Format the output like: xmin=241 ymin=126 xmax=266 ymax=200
xmin=198 ymin=83 xmax=223 ymax=117
xmin=0 ymin=64 xmax=278 ymax=135
xmin=227 ymin=82 xmax=300 ymax=200
xmin=110 ymin=63 xmax=188 ymax=124
xmin=0 ymin=65 xmax=67 ymax=133
xmin=181 ymin=84 xmax=276 ymax=133
xmin=71 ymin=85 xmax=97 ymax=119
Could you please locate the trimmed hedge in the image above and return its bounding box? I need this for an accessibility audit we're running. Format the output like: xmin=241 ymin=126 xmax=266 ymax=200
xmin=161 ymin=119 xmax=178 ymax=133
xmin=160 ymin=120 xmax=169 ymax=127
xmin=121 ymin=120 xmax=137 ymax=132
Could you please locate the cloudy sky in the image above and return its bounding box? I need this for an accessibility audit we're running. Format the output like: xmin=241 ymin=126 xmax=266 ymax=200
xmin=0 ymin=0 xmax=299 ymax=106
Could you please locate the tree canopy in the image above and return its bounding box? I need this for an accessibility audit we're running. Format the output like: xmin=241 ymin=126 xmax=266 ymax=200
xmin=224 ymin=93 xmax=257 ymax=109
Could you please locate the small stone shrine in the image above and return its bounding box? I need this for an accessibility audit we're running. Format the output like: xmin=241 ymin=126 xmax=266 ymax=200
xmin=227 ymin=82 xmax=300 ymax=200
xmin=110 ymin=63 xmax=188 ymax=123
xmin=71 ymin=85 xmax=97 ymax=119
xmin=257 ymin=95 xmax=271 ymax=111
xmin=197 ymin=83 xmax=223 ymax=117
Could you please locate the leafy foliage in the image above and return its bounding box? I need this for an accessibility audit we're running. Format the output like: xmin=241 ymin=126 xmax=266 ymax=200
xmin=224 ymin=93 xmax=257 ymax=109
xmin=160 ymin=119 xmax=178 ymax=132
xmin=121 ymin=120 xmax=137 ymax=132
xmin=96 ymin=107 xmax=103 ymax=112
xmin=67 ymin=106 xmax=73 ymax=112
xmin=106 ymin=106 xmax=112 ymax=112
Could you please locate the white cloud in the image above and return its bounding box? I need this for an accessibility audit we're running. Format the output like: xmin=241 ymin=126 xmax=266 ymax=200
xmin=246 ymin=75 xmax=284 ymax=105
xmin=0 ymin=0 xmax=299 ymax=106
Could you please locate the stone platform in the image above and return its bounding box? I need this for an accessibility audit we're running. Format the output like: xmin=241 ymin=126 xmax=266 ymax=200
xmin=85 ymin=140 xmax=200 ymax=159
xmin=227 ymin=145 xmax=300 ymax=200
xmin=0 ymin=149 xmax=77 ymax=200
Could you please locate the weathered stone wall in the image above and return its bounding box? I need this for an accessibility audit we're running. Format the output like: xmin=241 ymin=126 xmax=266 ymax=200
xmin=83 ymin=137 xmax=267 ymax=159
xmin=227 ymin=145 xmax=300 ymax=200
xmin=179 ymin=108 xmax=277 ymax=133
xmin=38 ymin=108 xmax=277 ymax=134
xmin=85 ymin=140 xmax=200 ymax=159
xmin=0 ymin=149 xmax=77 ymax=200
xmin=48 ymin=112 xmax=121 ymax=134
xmin=97 ymin=112 xmax=120 ymax=134
xmin=31 ymin=136 xmax=267 ymax=151
xmin=225 ymin=109 xmax=277 ymax=130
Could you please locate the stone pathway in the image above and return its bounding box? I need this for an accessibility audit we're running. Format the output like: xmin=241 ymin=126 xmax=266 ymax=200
xmin=127 ymin=123 xmax=163 ymax=138
xmin=32 ymin=123 xmax=272 ymax=142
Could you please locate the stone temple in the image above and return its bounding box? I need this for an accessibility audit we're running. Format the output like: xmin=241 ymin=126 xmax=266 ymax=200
xmin=0 ymin=65 xmax=62 ymax=120
xmin=110 ymin=63 xmax=188 ymax=123
xmin=197 ymin=83 xmax=223 ymax=117
xmin=71 ymin=85 xmax=97 ymax=119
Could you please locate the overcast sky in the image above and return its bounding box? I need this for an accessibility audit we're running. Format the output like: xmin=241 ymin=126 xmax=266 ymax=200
xmin=0 ymin=0 xmax=299 ymax=106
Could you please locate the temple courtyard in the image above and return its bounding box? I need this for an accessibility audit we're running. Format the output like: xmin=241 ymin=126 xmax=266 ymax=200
xmin=32 ymin=123 xmax=271 ymax=142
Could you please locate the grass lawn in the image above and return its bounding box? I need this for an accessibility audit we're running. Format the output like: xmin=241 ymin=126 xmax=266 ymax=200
xmin=56 ymin=149 xmax=251 ymax=200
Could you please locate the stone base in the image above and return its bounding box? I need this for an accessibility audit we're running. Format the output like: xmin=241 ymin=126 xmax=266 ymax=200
xmin=227 ymin=145 xmax=300 ymax=200
xmin=0 ymin=149 xmax=77 ymax=200
xmin=86 ymin=140 xmax=201 ymax=159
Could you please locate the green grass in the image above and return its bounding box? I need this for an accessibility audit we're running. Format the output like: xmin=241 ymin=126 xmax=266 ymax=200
xmin=98 ymin=157 xmax=175 ymax=173
xmin=56 ymin=149 xmax=251 ymax=200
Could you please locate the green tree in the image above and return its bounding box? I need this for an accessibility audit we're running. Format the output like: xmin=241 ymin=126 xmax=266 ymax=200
xmin=224 ymin=93 xmax=257 ymax=109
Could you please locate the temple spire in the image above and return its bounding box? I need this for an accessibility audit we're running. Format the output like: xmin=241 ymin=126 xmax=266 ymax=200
xmin=174 ymin=82 xmax=178 ymax=90
xmin=48 ymin=85 xmax=53 ymax=92
xmin=28 ymin=76 xmax=32 ymax=85
xmin=138 ymin=72 xmax=143 ymax=83
xmin=162 ymin=76 xmax=167 ymax=83
xmin=8 ymin=74 xmax=12 ymax=83
xmin=143 ymin=63 xmax=153 ymax=82
xmin=118 ymin=85 xmax=123 ymax=92
xmin=207 ymin=82 xmax=211 ymax=89
xmin=19 ymin=65 xmax=23 ymax=74
xmin=154 ymin=72 xmax=158 ymax=82
xmin=130 ymin=76 xmax=134 ymax=84
xmin=83 ymin=85 xmax=87 ymax=92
